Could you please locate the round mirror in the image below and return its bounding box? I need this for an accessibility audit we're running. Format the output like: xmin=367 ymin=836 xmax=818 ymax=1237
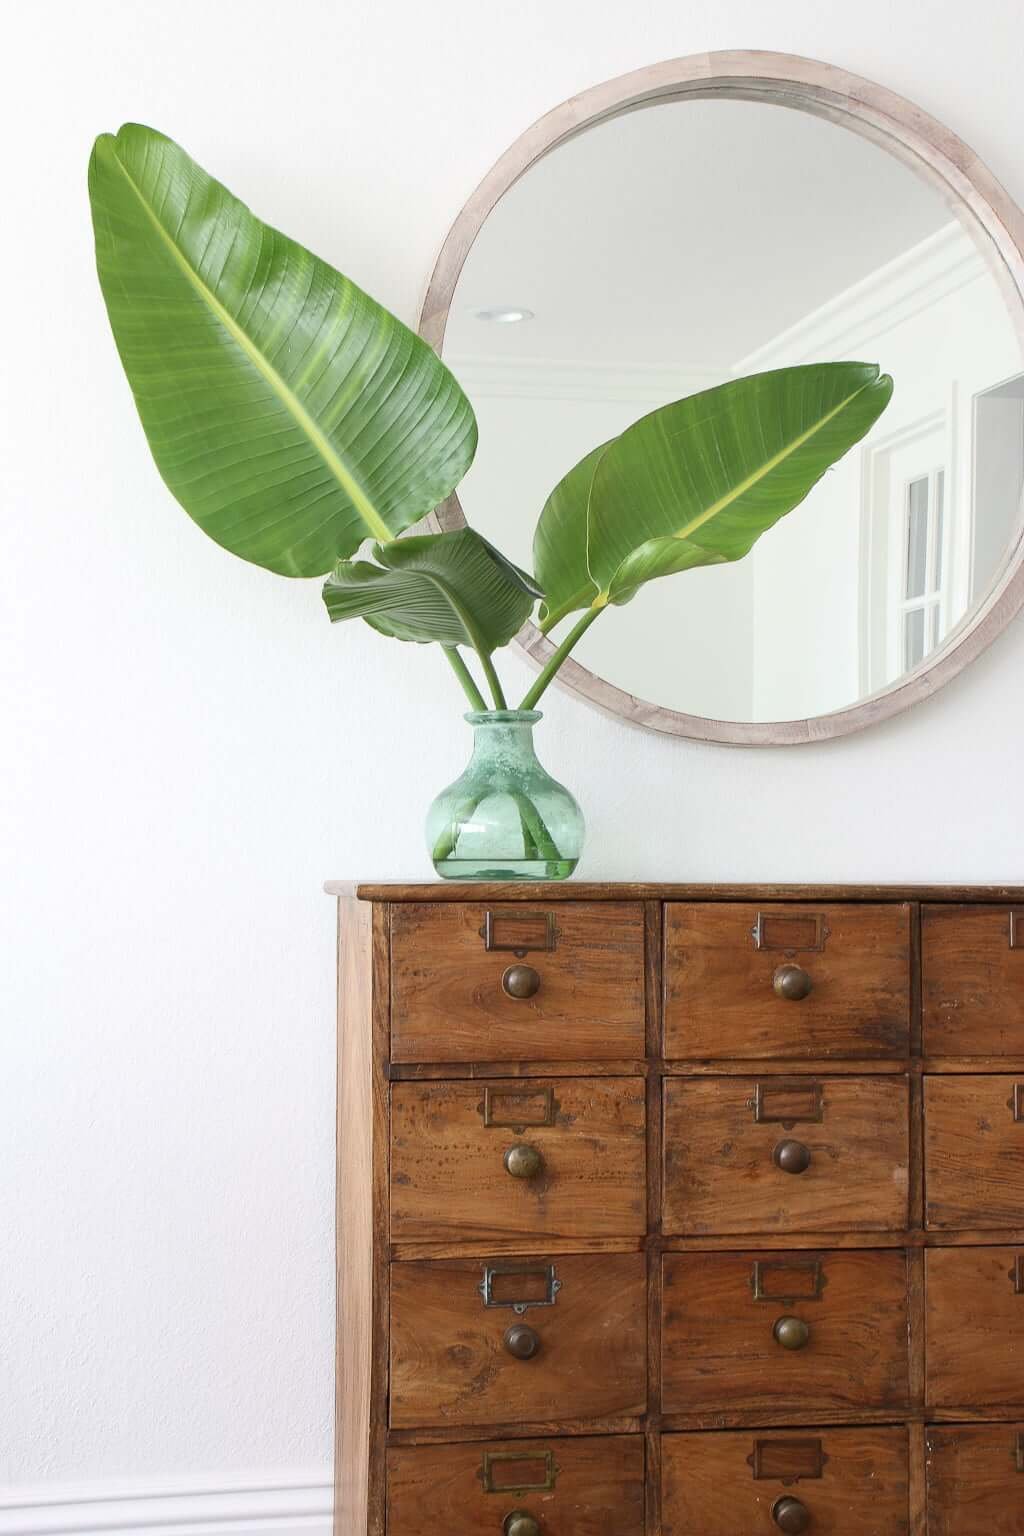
xmin=421 ymin=53 xmax=1024 ymax=742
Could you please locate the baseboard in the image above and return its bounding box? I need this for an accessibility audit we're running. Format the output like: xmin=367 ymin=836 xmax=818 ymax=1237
xmin=0 ymin=1472 xmax=333 ymax=1536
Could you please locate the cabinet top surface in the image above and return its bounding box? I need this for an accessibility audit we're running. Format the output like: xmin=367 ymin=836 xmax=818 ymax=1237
xmin=326 ymin=880 xmax=1024 ymax=902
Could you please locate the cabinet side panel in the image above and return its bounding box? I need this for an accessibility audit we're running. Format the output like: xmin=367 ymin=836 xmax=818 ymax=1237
xmin=336 ymin=898 xmax=388 ymax=1536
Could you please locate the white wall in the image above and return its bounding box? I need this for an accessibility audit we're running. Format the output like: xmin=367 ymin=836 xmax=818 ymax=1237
xmin=5 ymin=0 xmax=1024 ymax=1526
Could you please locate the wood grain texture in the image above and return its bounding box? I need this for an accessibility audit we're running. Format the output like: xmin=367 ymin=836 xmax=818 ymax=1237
xmin=335 ymin=898 xmax=389 ymax=1536
xmin=389 ymin=1076 xmax=646 ymax=1241
xmin=663 ymin=1058 xmax=907 ymax=1074
xmin=386 ymin=1418 xmax=643 ymax=1444
xmin=417 ymin=51 xmax=1024 ymax=746
xmin=664 ymin=903 xmax=911 ymax=1059
xmin=662 ymin=1076 xmax=910 ymax=1234
xmin=334 ymin=882 xmax=1024 ymax=1530
xmin=924 ymin=1074 xmax=1024 ymax=1228
xmin=661 ymin=1249 xmax=910 ymax=1414
xmin=331 ymin=882 xmax=1024 ymax=903
xmin=392 ymin=1236 xmax=645 ymax=1261
xmin=925 ymin=1246 xmax=1024 ymax=1408
xmin=390 ymin=902 xmax=645 ymax=1061
xmin=908 ymin=1422 xmax=926 ymax=1536
xmin=389 ymin=1252 xmax=647 ymax=1429
xmin=924 ymin=1423 xmax=1024 ymax=1534
xmin=387 ymin=1435 xmax=645 ymax=1534
xmin=922 ymin=905 xmax=1024 ymax=1055
xmin=390 ymin=1058 xmax=647 ymax=1079
xmin=661 ymin=1425 xmax=910 ymax=1534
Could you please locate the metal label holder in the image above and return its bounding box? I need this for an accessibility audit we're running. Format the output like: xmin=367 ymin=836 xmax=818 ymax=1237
xmin=748 ymin=1438 xmax=826 ymax=1484
xmin=479 ymin=1261 xmax=562 ymax=1315
xmin=752 ymin=1081 xmax=825 ymax=1125
xmin=750 ymin=1259 xmax=826 ymax=1303
xmin=480 ymin=1450 xmax=559 ymax=1494
xmin=751 ymin=911 xmax=830 ymax=953
xmin=480 ymin=910 xmax=557 ymax=956
xmin=483 ymin=1084 xmax=557 ymax=1129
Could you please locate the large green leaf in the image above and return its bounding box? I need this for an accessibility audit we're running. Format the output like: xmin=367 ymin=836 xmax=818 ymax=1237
xmin=590 ymin=363 xmax=892 ymax=605
xmin=533 ymin=363 xmax=892 ymax=631
xmin=89 ymin=124 xmax=477 ymax=577
xmin=322 ymin=528 xmax=537 ymax=649
xmin=533 ymin=441 xmax=608 ymax=629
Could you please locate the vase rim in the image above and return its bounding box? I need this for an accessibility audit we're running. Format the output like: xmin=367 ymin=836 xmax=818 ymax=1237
xmin=464 ymin=709 xmax=543 ymax=725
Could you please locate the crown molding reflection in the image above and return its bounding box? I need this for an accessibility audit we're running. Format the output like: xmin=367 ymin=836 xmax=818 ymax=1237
xmin=734 ymin=221 xmax=984 ymax=371
xmin=446 ymin=224 xmax=986 ymax=407
xmin=443 ymin=355 xmax=726 ymax=404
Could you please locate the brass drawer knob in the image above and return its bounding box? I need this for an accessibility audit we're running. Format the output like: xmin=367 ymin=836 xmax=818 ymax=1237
xmin=773 ymin=1138 xmax=812 ymax=1174
xmin=504 ymin=1143 xmax=544 ymax=1180
xmin=502 ymin=963 xmax=541 ymax=999
xmin=503 ymin=1514 xmax=541 ymax=1536
xmin=504 ymin=1323 xmax=541 ymax=1360
xmin=773 ymin=963 xmax=813 ymax=1000
xmin=772 ymin=1496 xmax=811 ymax=1532
xmin=773 ymin=1315 xmax=811 ymax=1350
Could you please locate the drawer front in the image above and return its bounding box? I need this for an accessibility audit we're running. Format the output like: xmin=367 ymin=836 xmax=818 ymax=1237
xmin=925 ymin=1424 xmax=1024 ymax=1535
xmin=390 ymin=902 xmax=645 ymax=1062
xmin=925 ymin=1246 xmax=1024 ymax=1408
xmin=390 ymin=1077 xmax=646 ymax=1242
xmin=662 ymin=1077 xmax=910 ymax=1234
xmin=389 ymin=1252 xmax=647 ymax=1428
xmin=661 ymin=1427 xmax=910 ymax=1535
xmin=661 ymin=1249 xmax=909 ymax=1414
xmin=664 ymin=902 xmax=910 ymax=1060
xmin=387 ymin=1435 xmax=645 ymax=1535
xmin=924 ymin=1075 xmax=1024 ymax=1228
xmin=923 ymin=904 xmax=1024 ymax=1055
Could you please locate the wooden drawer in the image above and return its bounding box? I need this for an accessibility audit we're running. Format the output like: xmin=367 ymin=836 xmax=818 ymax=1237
xmin=390 ymin=902 xmax=645 ymax=1062
xmin=661 ymin=1427 xmax=910 ymax=1535
xmin=924 ymin=1074 xmax=1024 ymax=1228
xmin=661 ymin=1249 xmax=909 ymax=1415
xmin=925 ymin=1423 xmax=1024 ymax=1534
xmin=389 ymin=1252 xmax=647 ymax=1429
xmin=662 ymin=1076 xmax=910 ymax=1234
xmin=925 ymin=1246 xmax=1024 ymax=1408
xmin=390 ymin=1077 xmax=646 ymax=1242
xmin=387 ymin=1435 xmax=645 ymax=1535
xmin=664 ymin=902 xmax=910 ymax=1060
xmin=923 ymin=904 xmax=1024 ymax=1055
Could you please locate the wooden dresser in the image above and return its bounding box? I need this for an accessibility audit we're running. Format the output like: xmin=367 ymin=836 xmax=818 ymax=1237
xmin=329 ymin=883 xmax=1024 ymax=1535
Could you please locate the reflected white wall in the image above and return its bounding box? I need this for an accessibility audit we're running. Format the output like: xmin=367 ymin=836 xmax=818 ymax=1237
xmin=749 ymin=226 xmax=1023 ymax=719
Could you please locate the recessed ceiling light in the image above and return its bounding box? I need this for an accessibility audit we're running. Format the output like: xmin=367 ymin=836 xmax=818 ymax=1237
xmin=475 ymin=306 xmax=535 ymax=324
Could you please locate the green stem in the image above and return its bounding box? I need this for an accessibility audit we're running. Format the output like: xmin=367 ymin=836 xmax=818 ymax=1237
xmin=431 ymin=787 xmax=487 ymax=865
xmin=443 ymin=647 xmax=487 ymax=711
xmin=510 ymin=791 xmax=562 ymax=862
xmin=422 ymin=575 xmax=506 ymax=710
xmin=478 ymin=650 xmax=508 ymax=710
xmin=519 ymin=606 xmax=604 ymax=710
xmin=514 ymin=799 xmax=542 ymax=862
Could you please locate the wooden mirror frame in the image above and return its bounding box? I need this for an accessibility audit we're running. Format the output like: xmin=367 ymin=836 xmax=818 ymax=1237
xmin=420 ymin=50 xmax=1024 ymax=744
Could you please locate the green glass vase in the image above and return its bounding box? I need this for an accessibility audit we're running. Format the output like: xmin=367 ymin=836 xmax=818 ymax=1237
xmin=427 ymin=710 xmax=585 ymax=881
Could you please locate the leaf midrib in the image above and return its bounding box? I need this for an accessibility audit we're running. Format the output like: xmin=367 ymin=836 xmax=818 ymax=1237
xmin=670 ymin=378 xmax=877 ymax=543
xmin=581 ymin=374 xmax=880 ymax=606
xmin=105 ymin=140 xmax=392 ymax=543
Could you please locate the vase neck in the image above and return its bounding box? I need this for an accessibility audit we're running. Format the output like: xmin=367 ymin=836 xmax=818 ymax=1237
xmin=465 ymin=709 xmax=542 ymax=765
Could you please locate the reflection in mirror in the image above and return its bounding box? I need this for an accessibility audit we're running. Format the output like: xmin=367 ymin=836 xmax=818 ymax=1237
xmin=442 ymin=98 xmax=1024 ymax=722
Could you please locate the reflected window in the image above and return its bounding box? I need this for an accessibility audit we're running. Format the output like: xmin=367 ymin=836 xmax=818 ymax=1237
xmin=898 ymin=468 xmax=945 ymax=669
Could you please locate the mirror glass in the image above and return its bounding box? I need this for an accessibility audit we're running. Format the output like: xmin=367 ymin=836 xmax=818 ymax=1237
xmin=442 ymin=98 xmax=1024 ymax=722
